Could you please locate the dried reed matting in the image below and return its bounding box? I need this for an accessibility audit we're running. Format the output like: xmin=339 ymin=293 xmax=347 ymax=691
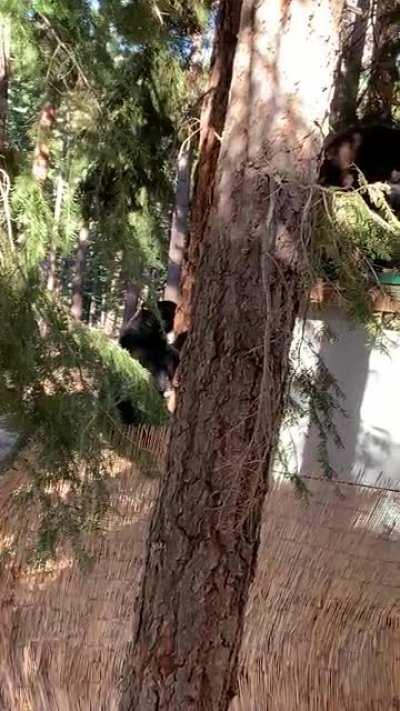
xmin=0 ymin=425 xmax=169 ymax=711
xmin=2 ymin=428 xmax=400 ymax=710
xmin=232 ymin=474 xmax=400 ymax=711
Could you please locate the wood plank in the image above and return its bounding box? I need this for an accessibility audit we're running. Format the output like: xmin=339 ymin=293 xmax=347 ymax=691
xmin=310 ymin=280 xmax=400 ymax=313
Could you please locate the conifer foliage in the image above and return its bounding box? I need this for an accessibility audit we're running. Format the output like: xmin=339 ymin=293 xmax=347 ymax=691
xmin=0 ymin=0 xmax=210 ymax=558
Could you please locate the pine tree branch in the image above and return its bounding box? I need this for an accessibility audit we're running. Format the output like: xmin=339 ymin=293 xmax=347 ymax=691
xmin=36 ymin=12 xmax=101 ymax=110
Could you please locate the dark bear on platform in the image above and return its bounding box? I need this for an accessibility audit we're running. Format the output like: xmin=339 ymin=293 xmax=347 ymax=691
xmin=319 ymin=124 xmax=400 ymax=215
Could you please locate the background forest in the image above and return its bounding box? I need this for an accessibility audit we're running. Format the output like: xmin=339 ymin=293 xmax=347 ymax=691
xmin=0 ymin=0 xmax=212 ymax=557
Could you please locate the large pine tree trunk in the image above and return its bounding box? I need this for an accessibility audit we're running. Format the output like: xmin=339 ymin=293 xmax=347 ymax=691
xmin=174 ymin=0 xmax=243 ymax=335
xmin=120 ymin=1 xmax=344 ymax=709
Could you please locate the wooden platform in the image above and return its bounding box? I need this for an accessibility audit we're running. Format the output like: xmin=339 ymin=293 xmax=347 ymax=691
xmin=310 ymin=280 xmax=400 ymax=313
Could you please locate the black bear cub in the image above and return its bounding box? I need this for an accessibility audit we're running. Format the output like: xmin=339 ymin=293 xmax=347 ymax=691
xmin=319 ymin=123 xmax=400 ymax=214
xmin=118 ymin=300 xmax=186 ymax=425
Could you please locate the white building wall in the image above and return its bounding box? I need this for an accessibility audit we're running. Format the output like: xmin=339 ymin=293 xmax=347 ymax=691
xmin=280 ymin=305 xmax=400 ymax=491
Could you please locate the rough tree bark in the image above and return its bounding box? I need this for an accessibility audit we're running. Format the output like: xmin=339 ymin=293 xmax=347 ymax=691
xmin=120 ymin=1 xmax=344 ymax=710
xmin=364 ymin=0 xmax=400 ymax=121
xmin=163 ymin=139 xmax=193 ymax=304
xmin=71 ymin=225 xmax=90 ymax=321
xmin=330 ymin=0 xmax=371 ymax=129
xmin=174 ymin=0 xmax=243 ymax=335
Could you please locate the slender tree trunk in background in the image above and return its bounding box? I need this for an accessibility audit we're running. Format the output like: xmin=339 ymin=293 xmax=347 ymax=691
xmin=32 ymin=104 xmax=56 ymax=183
xmin=0 ymin=17 xmax=10 ymax=159
xmin=174 ymin=0 xmax=243 ymax=335
xmin=39 ymin=246 xmax=58 ymax=335
xmin=45 ymin=171 xmax=64 ymax=297
xmin=120 ymin=1 xmax=344 ymax=710
xmin=164 ymin=140 xmax=193 ymax=304
xmin=0 ymin=17 xmax=10 ymax=250
xmin=188 ymin=30 xmax=203 ymax=81
xmin=121 ymin=280 xmax=140 ymax=330
xmin=100 ymin=294 xmax=108 ymax=329
xmin=46 ymin=250 xmax=57 ymax=292
xmin=34 ymin=103 xmax=58 ymax=336
xmin=104 ymin=308 xmax=119 ymax=337
xmin=100 ymin=266 xmax=119 ymax=334
xmin=330 ymin=0 xmax=370 ymax=129
xmin=163 ymin=29 xmax=203 ymax=307
xmin=90 ymin=293 xmax=102 ymax=327
xmin=364 ymin=0 xmax=400 ymax=121
xmin=71 ymin=225 xmax=90 ymax=321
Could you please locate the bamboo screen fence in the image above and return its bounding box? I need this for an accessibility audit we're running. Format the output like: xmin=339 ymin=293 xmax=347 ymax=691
xmin=1 ymin=428 xmax=400 ymax=710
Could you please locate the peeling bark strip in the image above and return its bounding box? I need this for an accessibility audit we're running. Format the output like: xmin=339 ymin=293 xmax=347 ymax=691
xmin=175 ymin=0 xmax=243 ymax=335
xmin=120 ymin=1 xmax=344 ymax=710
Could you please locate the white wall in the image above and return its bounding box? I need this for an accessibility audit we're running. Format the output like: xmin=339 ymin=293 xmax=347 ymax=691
xmin=280 ymin=306 xmax=400 ymax=491
xmin=0 ymin=417 xmax=17 ymax=464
